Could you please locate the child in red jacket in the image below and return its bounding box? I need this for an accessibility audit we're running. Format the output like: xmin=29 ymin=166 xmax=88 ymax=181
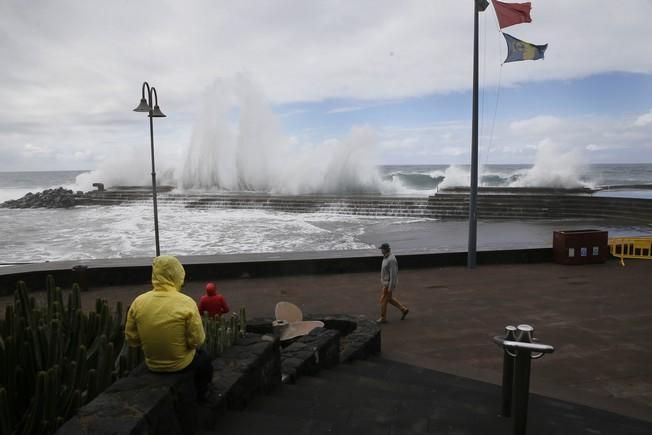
xmin=198 ymin=282 xmax=230 ymax=318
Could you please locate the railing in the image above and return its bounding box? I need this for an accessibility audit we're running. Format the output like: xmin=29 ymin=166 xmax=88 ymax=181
xmin=493 ymin=324 xmax=555 ymax=435
xmin=608 ymin=236 xmax=652 ymax=266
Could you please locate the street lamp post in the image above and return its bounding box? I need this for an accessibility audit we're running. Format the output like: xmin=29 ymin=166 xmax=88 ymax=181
xmin=133 ymin=82 xmax=166 ymax=257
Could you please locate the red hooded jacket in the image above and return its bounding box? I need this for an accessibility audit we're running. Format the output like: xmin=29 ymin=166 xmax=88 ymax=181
xmin=198 ymin=283 xmax=230 ymax=317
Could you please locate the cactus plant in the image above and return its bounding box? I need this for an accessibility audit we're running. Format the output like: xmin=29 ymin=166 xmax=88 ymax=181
xmin=239 ymin=307 xmax=247 ymax=336
xmin=0 ymin=277 xmax=136 ymax=435
xmin=199 ymin=311 xmax=245 ymax=359
xmin=1 ymin=275 xmax=246 ymax=435
xmin=0 ymin=387 xmax=11 ymax=435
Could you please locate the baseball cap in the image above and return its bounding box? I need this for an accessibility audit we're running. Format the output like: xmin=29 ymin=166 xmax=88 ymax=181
xmin=378 ymin=243 xmax=390 ymax=250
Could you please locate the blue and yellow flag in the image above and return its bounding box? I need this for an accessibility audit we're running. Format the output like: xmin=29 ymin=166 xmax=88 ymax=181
xmin=503 ymin=33 xmax=547 ymax=63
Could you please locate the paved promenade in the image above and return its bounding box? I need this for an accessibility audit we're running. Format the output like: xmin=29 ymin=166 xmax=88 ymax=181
xmin=2 ymin=257 xmax=651 ymax=422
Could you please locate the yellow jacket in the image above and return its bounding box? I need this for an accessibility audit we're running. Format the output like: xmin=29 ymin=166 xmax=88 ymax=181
xmin=125 ymin=256 xmax=206 ymax=372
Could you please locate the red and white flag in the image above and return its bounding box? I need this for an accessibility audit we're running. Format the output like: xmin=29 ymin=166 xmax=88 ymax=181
xmin=491 ymin=0 xmax=532 ymax=29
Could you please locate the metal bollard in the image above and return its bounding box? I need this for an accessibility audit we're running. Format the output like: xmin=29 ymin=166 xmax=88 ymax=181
xmin=272 ymin=319 xmax=289 ymax=340
xmin=513 ymin=325 xmax=534 ymax=435
xmin=493 ymin=324 xmax=554 ymax=435
xmin=501 ymin=325 xmax=517 ymax=417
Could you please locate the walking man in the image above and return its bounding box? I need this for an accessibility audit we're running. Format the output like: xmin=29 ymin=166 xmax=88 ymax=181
xmin=377 ymin=243 xmax=409 ymax=323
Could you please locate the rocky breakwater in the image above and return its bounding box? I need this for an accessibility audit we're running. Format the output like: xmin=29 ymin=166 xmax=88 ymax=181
xmin=1 ymin=187 xmax=92 ymax=208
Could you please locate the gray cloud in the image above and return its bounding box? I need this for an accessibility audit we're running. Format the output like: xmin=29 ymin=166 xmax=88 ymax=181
xmin=1 ymin=0 xmax=651 ymax=170
xmin=378 ymin=111 xmax=652 ymax=165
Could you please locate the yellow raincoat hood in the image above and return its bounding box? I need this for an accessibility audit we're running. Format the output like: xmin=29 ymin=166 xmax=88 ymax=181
xmin=151 ymin=255 xmax=186 ymax=292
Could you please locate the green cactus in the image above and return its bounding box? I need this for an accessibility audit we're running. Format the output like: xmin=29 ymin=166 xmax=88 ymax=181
xmin=20 ymin=341 xmax=36 ymax=393
xmin=74 ymin=345 xmax=88 ymax=393
xmin=0 ymin=387 xmax=11 ymax=435
xmin=46 ymin=277 xmax=55 ymax=320
xmin=66 ymin=309 xmax=81 ymax=356
xmin=62 ymin=360 xmax=77 ymax=401
xmin=219 ymin=324 xmax=226 ymax=354
xmin=61 ymin=388 xmax=81 ymax=421
xmin=0 ymin=338 xmax=5 ymax=392
xmin=112 ymin=302 xmax=124 ymax=344
xmin=239 ymin=307 xmax=247 ymax=336
xmin=86 ymin=368 xmax=98 ymax=403
xmin=46 ymin=366 xmax=59 ymax=424
xmin=26 ymin=370 xmax=47 ymax=434
xmin=96 ymin=336 xmax=115 ymax=392
xmin=71 ymin=284 xmax=81 ymax=311
xmin=3 ymin=305 xmax=14 ymax=337
xmin=13 ymin=365 xmax=26 ymax=422
xmin=16 ymin=281 xmax=43 ymax=371
xmin=86 ymin=311 xmax=97 ymax=344
xmin=199 ymin=313 xmax=247 ymax=358
xmin=45 ymin=320 xmax=58 ymax=368
xmin=2 ymin=275 xmax=248 ymax=435
xmin=1 ymin=337 xmax=11 ymax=391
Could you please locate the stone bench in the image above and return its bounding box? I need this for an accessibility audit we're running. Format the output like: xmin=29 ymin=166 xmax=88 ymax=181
xmin=248 ymin=314 xmax=381 ymax=383
xmin=56 ymin=316 xmax=381 ymax=434
xmin=56 ymin=334 xmax=280 ymax=435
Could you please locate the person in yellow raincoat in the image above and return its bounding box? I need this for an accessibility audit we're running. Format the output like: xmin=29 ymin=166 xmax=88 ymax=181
xmin=125 ymin=255 xmax=213 ymax=400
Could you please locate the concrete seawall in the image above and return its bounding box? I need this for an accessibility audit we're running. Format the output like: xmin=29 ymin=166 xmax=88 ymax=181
xmin=75 ymin=189 xmax=652 ymax=222
xmin=0 ymin=248 xmax=551 ymax=296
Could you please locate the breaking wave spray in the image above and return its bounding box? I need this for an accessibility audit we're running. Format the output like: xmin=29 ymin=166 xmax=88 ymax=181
xmin=179 ymin=75 xmax=387 ymax=195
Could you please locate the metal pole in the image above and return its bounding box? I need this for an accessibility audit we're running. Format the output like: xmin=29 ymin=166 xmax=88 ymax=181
xmin=512 ymin=348 xmax=532 ymax=435
xmin=501 ymin=351 xmax=514 ymax=416
xmin=501 ymin=325 xmax=517 ymax=417
xmin=149 ymin=112 xmax=160 ymax=257
xmin=468 ymin=0 xmax=480 ymax=268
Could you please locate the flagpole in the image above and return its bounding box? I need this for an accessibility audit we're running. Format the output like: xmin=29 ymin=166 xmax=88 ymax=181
xmin=468 ymin=0 xmax=480 ymax=268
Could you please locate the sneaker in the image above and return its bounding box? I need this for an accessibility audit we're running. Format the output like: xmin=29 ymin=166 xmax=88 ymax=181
xmin=401 ymin=309 xmax=409 ymax=320
xmin=376 ymin=318 xmax=387 ymax=324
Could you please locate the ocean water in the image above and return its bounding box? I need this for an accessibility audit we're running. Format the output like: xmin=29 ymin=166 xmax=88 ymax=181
xmin=0 ymin=165 xmax=651 ymax=264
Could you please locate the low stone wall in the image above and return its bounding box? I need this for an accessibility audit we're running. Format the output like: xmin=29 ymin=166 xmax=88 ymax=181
xmin=56 ymin=334 xmax=280 ymax=435
xmin=281 ymin=329 xmax=341 ymax=383
xmin=247 ymin=314 xmax=381 ymax=383
xmin=210 ymin=334 xmax=281 ymax=413
xmin=0 ymin=248 xmax=552 ymax=296
xmin=56 ymin=315 xmax=380 ymax=435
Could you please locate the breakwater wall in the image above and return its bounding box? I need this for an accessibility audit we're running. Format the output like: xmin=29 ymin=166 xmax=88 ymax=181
xmin=430 ymin=192 xmax=652 ymax=221
xmin=79 ymin=190 xmax=435 ymax=217
xmin=0 ymin=248 xmax=552 ymax=296
xmin=77 ymin=189 xmax=652 ymax=222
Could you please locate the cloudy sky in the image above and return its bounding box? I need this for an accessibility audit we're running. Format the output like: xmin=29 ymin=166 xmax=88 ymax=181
xmin=1 ymin=0 xmax=651 ymax=172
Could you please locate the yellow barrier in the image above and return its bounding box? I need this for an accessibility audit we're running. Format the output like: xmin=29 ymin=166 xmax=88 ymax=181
xmin=608 ymin=236 xmax=652 ymax=266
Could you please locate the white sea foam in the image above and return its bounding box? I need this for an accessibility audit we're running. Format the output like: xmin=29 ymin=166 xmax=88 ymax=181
xmin=0 ymin=204 xmax=381 ymax=263
xmin=509 ymin=140 xmax=591 ymax=188
xmin=24 ymin=73 xmax=641 ymax=197
xmin=381 ymin=174 xmax=433 ymax=196
xmin=178 ymin=76 xmax=388 ymax=195
xmin=68 ymin=76 xmax=430 ymax=196
xmin=438 ymin=165 xmax=470 ymax=189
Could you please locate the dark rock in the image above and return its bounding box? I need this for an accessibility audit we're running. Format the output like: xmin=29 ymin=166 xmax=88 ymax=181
xmin=1 ymin=186 xmax=93 ymax=209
